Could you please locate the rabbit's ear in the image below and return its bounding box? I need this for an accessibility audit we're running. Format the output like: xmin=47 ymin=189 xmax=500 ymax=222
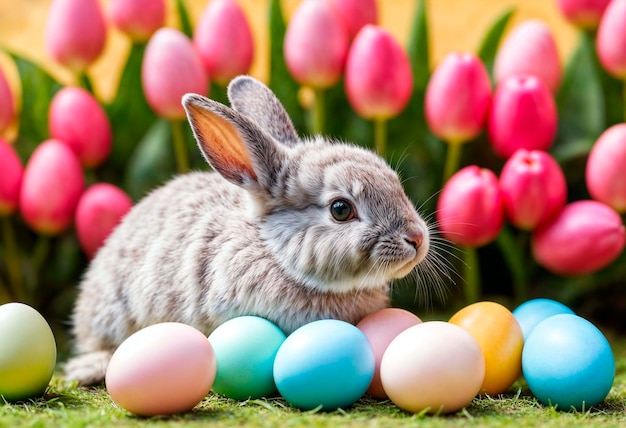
xmin=227 ymin=76 xmax=300 ymax=147
xmin=182 ymin=93 xmax=286 ymax=193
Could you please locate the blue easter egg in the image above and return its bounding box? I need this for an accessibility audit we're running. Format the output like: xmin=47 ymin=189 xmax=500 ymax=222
xmin=273 ymin=319 xmax=375 ymax=410
xmin=522 ymin=314 xmax=614 ymax=411
xmin=512 ymin=298 xmax=575 ymax=340
xmin=208 ymin=316 xmax=286 ymax=400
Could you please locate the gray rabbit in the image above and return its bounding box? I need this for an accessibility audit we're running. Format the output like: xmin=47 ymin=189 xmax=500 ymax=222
xmin=64 ymin=76 xmax=431 ymax=385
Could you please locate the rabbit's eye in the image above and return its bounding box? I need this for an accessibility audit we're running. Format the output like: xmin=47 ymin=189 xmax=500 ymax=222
xmin=330 ymin=199 xmax=356 ymax=222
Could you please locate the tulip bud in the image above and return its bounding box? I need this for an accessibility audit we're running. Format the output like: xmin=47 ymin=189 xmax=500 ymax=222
xmin=284 ymin=0 xmax=349 ymax=89
xmin=345 ymin=25 xmax=413 ymax=120
xmin=596 ymin=0 xmax=626 ymax=79
xmin=19 ymin=139 xmax=84 ymax=235
xmin=75 ymin=183 xmax=133 ymax=259
xmin=193 ymin=0 xmax=254 ymax=86
xmin=142 ymin=28 xmax=208 ymax=120
xmin=49 ymin=86 xmax=112 ymax=168
xmin=0 ymin=67 xmax=15 ymax=134
xmin=328 ymin=0 xmax=377 ymax=40
xmin=45 ymin=0 xmax=107 ymax=72
xmin=557 ymin=0 xmax=611 ymax=30
xmin=532 ymin=201 xmax=625 ymax=275
xmin=437 ymin=166 xmax=505 ymax=248
xmin=494 ymin=20 xmax=562 ymax=92
xmin=586 ymin=123 xmax=626 ymax=213
xmin=109 ymin=0 xmax=165 ymax=42
xmin=488 ymin=75 xmax=557 ymax=159
xmin=500 ymin=149 xmax=567 ymax=230
xmin=0 ymin=139 xmax=23 ymax=216
xmin=425 ymin=52 xmax=492 ymax=144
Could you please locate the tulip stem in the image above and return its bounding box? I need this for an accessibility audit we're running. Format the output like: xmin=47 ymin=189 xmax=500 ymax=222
xmin=170 ymin=119 xmax=190 ymax=174
xmin=77 ymin=71 xmax=94 ymax=94
xmin=33 ymin=235 xmax=51 ymax=275
xmin=374 ymin=118 xmax=387 ymax=157
xmin=85 ymin=168 xmax=97 ymax=186
xmin=462 ymin=246 xmax=481 ymax=304
xmin=623 ymin=80 xmax=626 ymax=123
xmin=0 ymin=277 xmax=10 ymax=304
xmin=443 ymin=143 xmax=463 ymax=183
xmin=312 ymin=88 xmax=326 ymax=135
xmin=1 ymin=215 xmax=24 ymax=302
xmin=496 ymin=225 xmax=528 ymax=305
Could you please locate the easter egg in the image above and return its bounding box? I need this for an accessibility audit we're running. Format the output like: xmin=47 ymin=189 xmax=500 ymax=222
xmin=0 ymin=303 xmax=57 ymax=401
xmin=208 ymin=316 xmax=286 ymax=400
xmin=356 ymin=308 xmax=422 ymax=399
xmin=273 ymin=319 xmax=375 ymax=410
xmin=449 ymin=301 xmax=524 ymax=395
xmin=105 ymin=322 xmax=216 ymax=416
xmin=522 ymin=314 xmax=615 ymax=410
xmin=380 ymin=321 xmax=485 ymax=414
xmin=512 ymin=298 xmax=575 ymax=340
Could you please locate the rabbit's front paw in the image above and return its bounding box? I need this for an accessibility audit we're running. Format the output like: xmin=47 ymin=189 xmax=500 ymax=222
xmin=64 ymin=350 xmax=113 ymax=386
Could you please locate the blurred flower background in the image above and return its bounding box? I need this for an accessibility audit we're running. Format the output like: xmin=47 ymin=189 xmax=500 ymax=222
xmin=0 ymin=0 xmax=625 ymax=354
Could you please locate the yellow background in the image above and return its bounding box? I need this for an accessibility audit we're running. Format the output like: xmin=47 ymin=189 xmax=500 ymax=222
xmin=0 ymin=0 xmax=579 ymax=103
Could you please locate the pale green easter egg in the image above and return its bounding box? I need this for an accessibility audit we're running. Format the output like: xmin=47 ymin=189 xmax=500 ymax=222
xmin=0 ymin=303 xmax=57 ymax=401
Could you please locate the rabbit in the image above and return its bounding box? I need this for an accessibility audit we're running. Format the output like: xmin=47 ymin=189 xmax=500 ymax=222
xmin=64 ymin=76 xmax=431 ymax=386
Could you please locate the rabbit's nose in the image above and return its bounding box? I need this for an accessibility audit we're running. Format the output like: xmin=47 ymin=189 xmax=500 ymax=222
xmin=404 ymin=229 xmax=423 ymax=250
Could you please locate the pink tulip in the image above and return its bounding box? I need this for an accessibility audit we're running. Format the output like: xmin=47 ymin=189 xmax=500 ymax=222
xmin=436 ymin=166 xmax=505 ymax=248
xmin=557 ymin=0 xmax=611 ymax=30
xmin=494 ymin=20 xmax=562 ymax=92
xmin=75 ymin=183 xmax=133 ymax=259
xmin=500 ymin=149 xmax=567 ymax=230
xmin=425 ymin=52 xmax=492 ymax=144
xmin=45 ymin=0 xmax=107 ymax=72
xmin=19 ymin=139 xmax=84 ymax=235
xmin=284 ymin=0 xmax=349 ymax=89
xmin=194 ymin=0 xmax=254 ymax=86
xmin=586 ymin=123 xmax=626 ymax=213
xmin=142 ymin=28 xmax=208 ymax=120
xmin=49 ymin=86 xmax=112 ymax=168
xmin=328 ymin=0 xmax=377 ymax=39
xmin=488 ymin=75 xmax=557 ymax=159
xmin=345 ymin=25 xmax=413 ymax=120
xmin=0 ymin=139 xmax=23 ymax=216
xmin=109 ymin=0 xmax=165 ymax=42
xmin=0 ymin=67 xmax=15 ymax=134
xmin=532 ymin=201 xmax=625 ymax=275
xmin=597 ymin=0 xmax=626 ymax=79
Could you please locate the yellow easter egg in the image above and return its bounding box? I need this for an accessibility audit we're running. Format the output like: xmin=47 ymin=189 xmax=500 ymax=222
xmin=449 ymin=301 xmax=523 ymax=395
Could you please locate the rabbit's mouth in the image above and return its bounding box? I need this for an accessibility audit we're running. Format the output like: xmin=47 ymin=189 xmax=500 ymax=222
xmin=391 ymin=238 xmax=430 ymax=279
xmin=391 ymin=257 xmax=421 ymax=279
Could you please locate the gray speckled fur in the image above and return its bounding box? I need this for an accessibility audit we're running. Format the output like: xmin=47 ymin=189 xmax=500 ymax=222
xmin=65 ymin=76 xmax=430 ymax=385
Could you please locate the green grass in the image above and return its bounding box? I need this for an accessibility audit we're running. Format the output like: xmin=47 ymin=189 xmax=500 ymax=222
xmin=2 ymin=335 xmax=626 ymax=428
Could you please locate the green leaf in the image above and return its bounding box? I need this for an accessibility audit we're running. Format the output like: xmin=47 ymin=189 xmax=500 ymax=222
xmin=9 ymin=52 xmax=62 ymax=157
xmin=323 ymin=79 xmax=370 ymax=144
xmin=388 ymin=0 xmax=443 ymax=210
xmin=39 ymin=232 xmax=83 ymax=291
xmin=124 ymin=119 xmax=175 ymax=200
xmin=477 ymin=8 xmax=516 ymax=79
xmin=553 ymin=32 xmax=605 ymax=163
xmin=595 ymin=48 xmax=624 ymax=128
xmin=104 ymin=42 xmax=157 ymax=177
xmin=209 ymin=81 xmax=229 ymax=106
xmin=176 ymin=0 xmax=194 ymax=38
xmin=407 ymin=0 xmax=430 ymax=92
xmin=268 ymin=0 xmax=305 ymax=133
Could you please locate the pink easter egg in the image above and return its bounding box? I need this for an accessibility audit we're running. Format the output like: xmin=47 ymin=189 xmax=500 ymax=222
xmin=357 ymin=308 xmax=422 ymax=399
